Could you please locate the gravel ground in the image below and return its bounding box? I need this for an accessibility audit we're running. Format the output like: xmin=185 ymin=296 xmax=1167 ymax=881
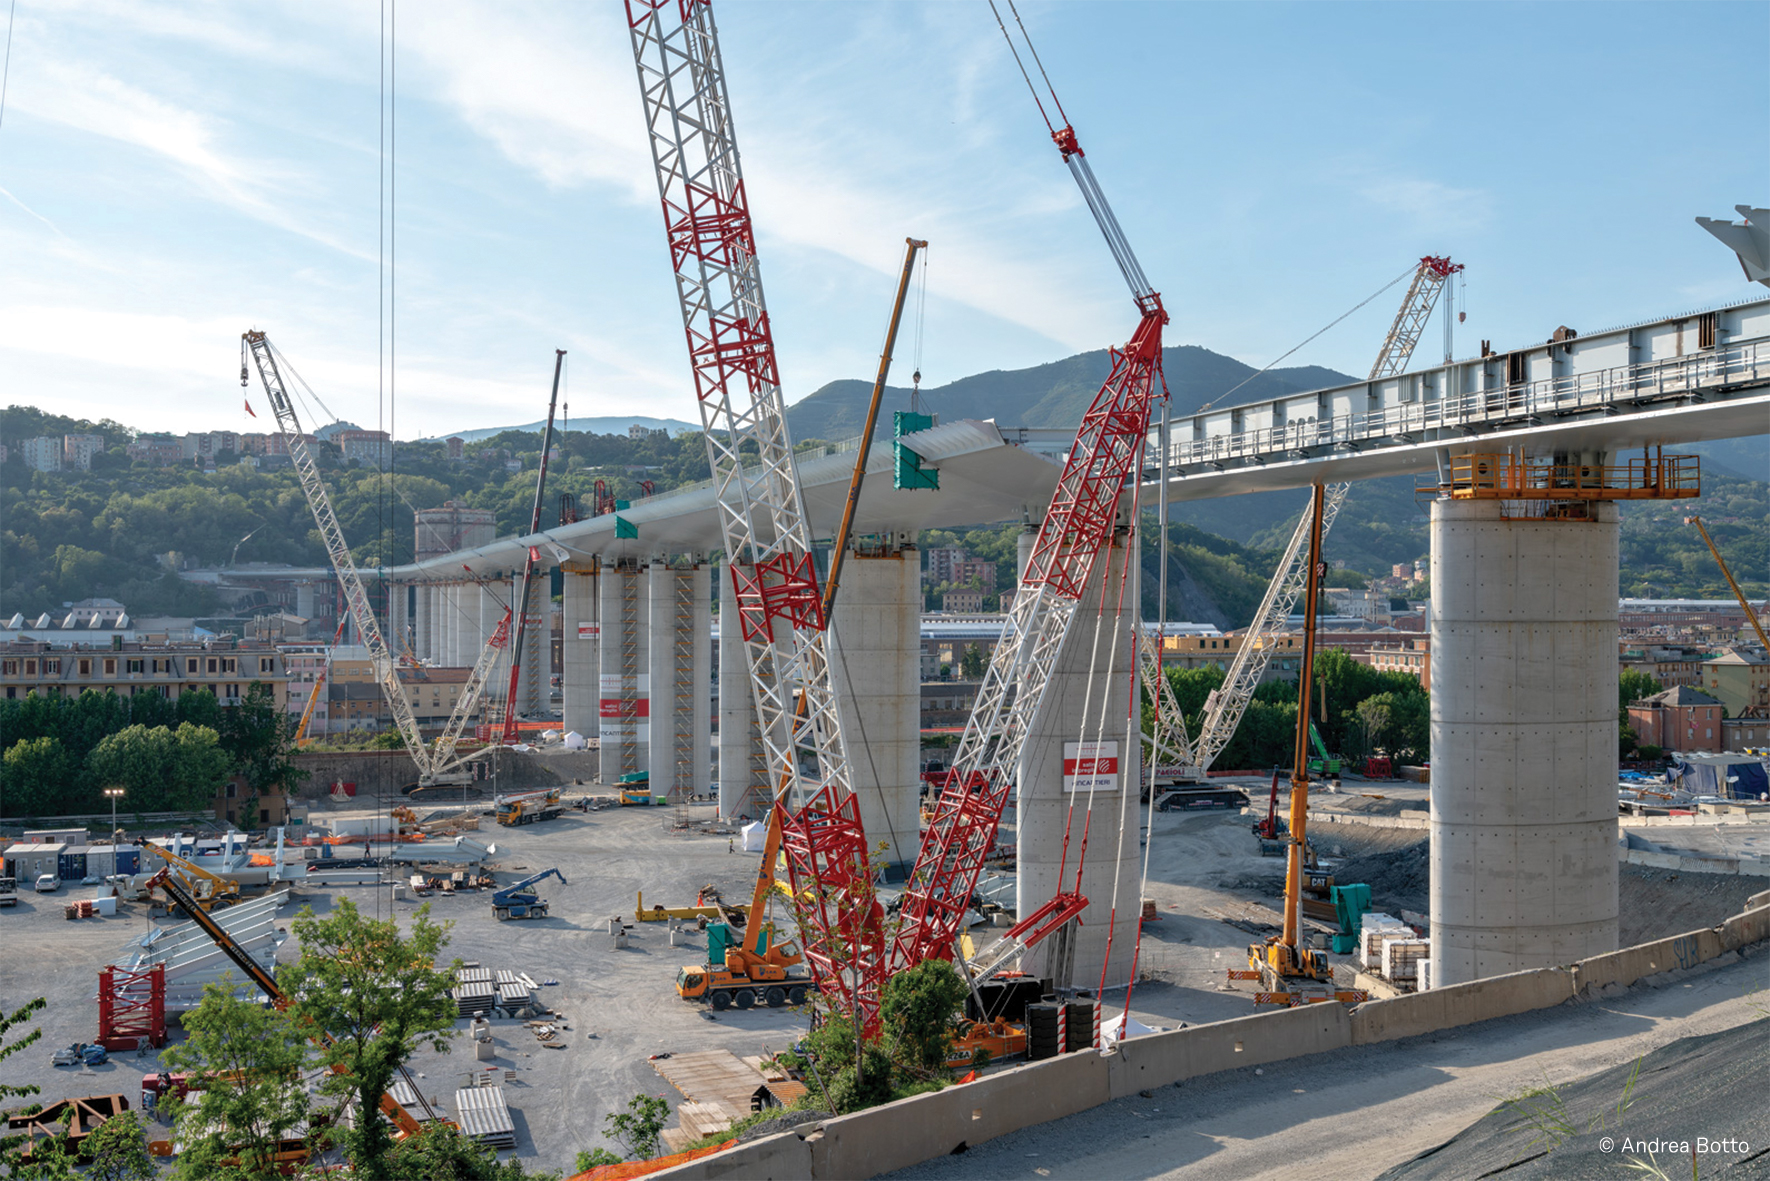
xmin=0 ymin=804 xmax=809 ymax=1176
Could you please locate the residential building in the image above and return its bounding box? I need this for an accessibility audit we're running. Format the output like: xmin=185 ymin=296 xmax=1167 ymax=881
xmin=1627 ymin=686 xmax=1725 ymax=754
xmin=0 ymin=638 xmax=289 ymax=707
xmin=22 ymin=436 xmax=60 ymax=472
xmin=325 ymin=648 xmax=475 ymax=731
xmin=182 ymin=430 xmax=243 ymax=461
xmin=1620 ymin=643 xmax=1713 ymax=690
xmin=62 ymin=434 xmax=105 ymax=470
xmin=126 ymin=436 xmax=185 ymax=466
xmin=921 ymin=680 xmax=982 ymax=730
xmin=279 ymin=643 xmax=331 ymax=732
xmin=950 ymin=558 xmax=997 ymax=591
xmin=941 ymin=590 xmax=985 ymax=614
xmin=1362 ymin=636 xmax=1432 ymax=691
xmin=925 ymin=547 xmax=967 ymax=586
xmin=1702 ymin=647 xmax=1770 ymax=718
xmin=1720 ymin=716 xmax=1769 ymax=752
xmin=447 ymin=436 xmax=465 ymax=460
xmin=337 ymin=429 xmax=392 ymax=467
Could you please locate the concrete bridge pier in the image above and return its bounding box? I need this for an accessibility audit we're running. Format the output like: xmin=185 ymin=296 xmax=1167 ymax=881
xmin=1429 ymin=497 xmax=1620 ymax=987
xmin=413 ymin=583 xmax=433 ymax=661
xmin=513 ymin=572 xmax=550 ymax=719
xmin=599 ymin=563 xmax=650 ymax=783
xmin=561 ymin=565 xmax=599 ymax=739
xmin=826 ymin=542 xmax=921 ymax=877
xmin=646 ymin=561 xmax=711 ymax=801
xmin=717 ymin=565 xmax=772 ymax=821
xmin=1016 ymin=527 xmax=1143 ymax=992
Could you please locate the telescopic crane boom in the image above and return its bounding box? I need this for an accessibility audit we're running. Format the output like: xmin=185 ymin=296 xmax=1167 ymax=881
xmin=500 ymin=351 xmax=566 ymax=744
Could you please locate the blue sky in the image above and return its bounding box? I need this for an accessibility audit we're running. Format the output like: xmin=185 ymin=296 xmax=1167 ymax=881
xmin=0 ymin=1 xmax=1764 ymax=440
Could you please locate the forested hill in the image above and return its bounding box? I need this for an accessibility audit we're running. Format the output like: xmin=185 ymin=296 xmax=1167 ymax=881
xmin=784 ymin=343 xmax=1350 ymax=441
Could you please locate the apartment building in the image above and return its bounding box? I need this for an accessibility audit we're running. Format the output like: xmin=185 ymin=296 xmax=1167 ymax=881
xmin=0 ymin=638 xmax=289 ymax=707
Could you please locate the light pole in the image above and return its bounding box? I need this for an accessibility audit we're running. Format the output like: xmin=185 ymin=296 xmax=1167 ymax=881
xmin=104 ymin=786 xmax=125 ymax=842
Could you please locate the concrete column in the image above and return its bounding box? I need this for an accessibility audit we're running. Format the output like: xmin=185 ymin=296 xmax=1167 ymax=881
xmin=413 ymin=584 xmax=432 ymax=661
xmin=1016 ymin=530 xmax=1142 ymax=991
xmin=598 ymin=565 xmax=649 ymax=782
xmin=388 ymin=582 xmax=409 ymax=660
xmin=446 ymin=585 xmax=463 ymax=666
xmin=827 ymin=545 xmax=921 ymax=876
xmin=719 ymin=566 xmax=769 ymax=820
xmin=1429 ymin=498 xmax=1619 ymax=987
xmin=561 ymin=566 xmax=600 ymax=739
xmin=647 ymin=562 xmax=712 ymax=801
xmin=296 ymin=581 xmax=316 ymax=622
xmin=516 ymin=574 xmax=547 ymax=718
xmin=476 ymin=580 xmax=507 ymax=691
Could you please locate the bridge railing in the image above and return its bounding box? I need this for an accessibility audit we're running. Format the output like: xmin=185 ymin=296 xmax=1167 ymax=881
xmin=1163 ymin=338 xmax=1769 ymax=470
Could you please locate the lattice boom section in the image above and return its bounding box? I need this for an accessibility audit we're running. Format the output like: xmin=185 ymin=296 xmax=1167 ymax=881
xmin=776 ymin=789 xmax=885 ymax=1036
xmin=890 ymin=309 xmax=1166 ymax=974
xmin=97 ymin=963 xmax=166 ymax=1051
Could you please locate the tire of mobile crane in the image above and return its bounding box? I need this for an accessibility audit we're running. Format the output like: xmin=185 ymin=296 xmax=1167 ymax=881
xmin=787 ymin=986 xmax=807 ymax=1006
xmin=764 ymin=987 xmax=786 ymax=1008
xmin=710 ymin=991 xmax=730 ymax=1011
xmin=494 ymin=907 xmax=509 ymax=921
xmin=734 ymin=990 xmax=755 ymax=1010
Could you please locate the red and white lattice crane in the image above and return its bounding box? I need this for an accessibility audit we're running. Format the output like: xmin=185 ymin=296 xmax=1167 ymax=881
xmin=888 ymin=5 xmax=1170 ymax=975
xmin=626 ymin=0 xmax=885 ymax=1032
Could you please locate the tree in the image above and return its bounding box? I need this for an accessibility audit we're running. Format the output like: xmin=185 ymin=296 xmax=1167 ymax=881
xmin=959 ymin=643 xmax=988 ymax=680
xmin=386 ymin=1122 xmax=557 ymax=1180
xmin=279 ymin=900 xmax=458 ymax=1178
xmin=2 ymin=737 xmax=73 ymax=817
xmin=80 ymin=1110 xmax=157 ymax=1181
xmin=0 ymin=997 xmax=47 ymax=1170
xmin=576 ymin=1147 xmax=625 ymax=1172
xmin=601 ymin=1093 xmax=671 ymax=1161
xmin=1354 ymin=697 xmax=1393 ymax=759
xmin=1619 ymin=669 xmax=1662 ymax=710
xmin=160 ymin=983 xmax=311 ymax=1180
xmin=87 ymin=723 xmax=230 ymax=812
xmin=789 ymin=1018 xmax=892 ymax=1115
xmin=879 ymin=960 xmax=970 ymax=1080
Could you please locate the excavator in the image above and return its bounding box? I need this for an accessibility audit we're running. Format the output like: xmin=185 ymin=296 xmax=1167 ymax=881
xmin=140 ymin=868 xmax=451 ymax=1162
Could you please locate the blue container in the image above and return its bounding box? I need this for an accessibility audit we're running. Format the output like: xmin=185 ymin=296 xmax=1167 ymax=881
xmin=58 ymin=851 xmax=88 ymax=881
xmin=114 ymin=847 xmax=141 ymax=875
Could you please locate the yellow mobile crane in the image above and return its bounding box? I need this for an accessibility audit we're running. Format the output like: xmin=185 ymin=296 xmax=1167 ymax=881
xmin=141 ymin=843 xmax=242 ymax=911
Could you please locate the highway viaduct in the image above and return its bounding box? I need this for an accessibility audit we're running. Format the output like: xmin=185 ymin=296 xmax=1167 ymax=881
xmin=256 ymin=294 xmax=1770 ymax=991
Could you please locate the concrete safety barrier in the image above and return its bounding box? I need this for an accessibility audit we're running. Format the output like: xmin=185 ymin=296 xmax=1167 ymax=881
xmin=1620 ymin=848 xmax=1770 ymax=877
xmin=651 ymin=900 xmax=1770 ymax=1180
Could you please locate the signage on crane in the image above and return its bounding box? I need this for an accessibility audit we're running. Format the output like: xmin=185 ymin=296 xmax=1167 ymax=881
xmin=1062 ymin=742 xmax=1120 ymax=793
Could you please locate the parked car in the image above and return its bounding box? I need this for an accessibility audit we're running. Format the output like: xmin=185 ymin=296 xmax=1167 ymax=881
xmin=34 ymin=874 xmax=59 ymax=893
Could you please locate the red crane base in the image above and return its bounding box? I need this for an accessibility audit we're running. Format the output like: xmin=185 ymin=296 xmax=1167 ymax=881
xmin=776 ymin=787 xmax=885 ymax=1037
xmin=97 ymin=964 xmax=166 ymax=1052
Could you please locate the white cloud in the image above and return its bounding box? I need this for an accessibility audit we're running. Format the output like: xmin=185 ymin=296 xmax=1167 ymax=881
xmin=1357 ymin=176 xmax=1493 ymax=234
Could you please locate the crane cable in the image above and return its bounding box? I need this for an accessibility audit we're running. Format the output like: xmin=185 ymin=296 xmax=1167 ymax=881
xmin=1206 ymin=265 xmax=1415 ymax=410
xmin=0 ymin=0 xmax=15 ymax=139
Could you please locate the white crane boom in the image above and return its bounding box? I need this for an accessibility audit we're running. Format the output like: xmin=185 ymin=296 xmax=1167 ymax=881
xmin=241 ymin=330 xmax=506 ymax=786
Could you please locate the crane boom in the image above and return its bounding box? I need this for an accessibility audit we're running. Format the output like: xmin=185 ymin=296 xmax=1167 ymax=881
xmin=242 ymin=331 xmax=505 ymax=786
xmin=1371 ymin=256 xmax=1463 ymax=380
xmin=891 ymin=12 xmax=1168 ymax=973
xmin=626 ymin=0 xmax=884 ymax=1032
xmin=1687 ymin=514 xmax=1770 ymax=652
xmin=500 ymin=351 xmax=566 ymax=745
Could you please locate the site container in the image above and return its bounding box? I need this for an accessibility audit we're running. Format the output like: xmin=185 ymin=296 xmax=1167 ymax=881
xmin=59 ymin=851 xmax=88 ymax=881
xmin=4 ymin=843 xmax=65 ymax=882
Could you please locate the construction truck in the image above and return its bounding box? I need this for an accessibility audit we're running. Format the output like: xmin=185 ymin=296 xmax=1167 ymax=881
xmin=615 ymin=771 xmax=654 ymax=806
xmin=491 ymin=868 xmax=565 ymax=921
xmin=0 ymin=876 xmax=16 ymax=907
xmin=495 ymin=788 xmax=564 ymax=827
xmin=674 ymin=811 xmax=814 ymax=1011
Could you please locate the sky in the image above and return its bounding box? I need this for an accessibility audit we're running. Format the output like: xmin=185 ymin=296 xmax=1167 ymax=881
xmin=0 ymin=0 xmax=1765 ymax=441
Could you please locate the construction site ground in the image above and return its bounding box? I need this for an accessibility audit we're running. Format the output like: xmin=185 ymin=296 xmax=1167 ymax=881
xmin=4 ymin=784 xmax=1764 ymax=1177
